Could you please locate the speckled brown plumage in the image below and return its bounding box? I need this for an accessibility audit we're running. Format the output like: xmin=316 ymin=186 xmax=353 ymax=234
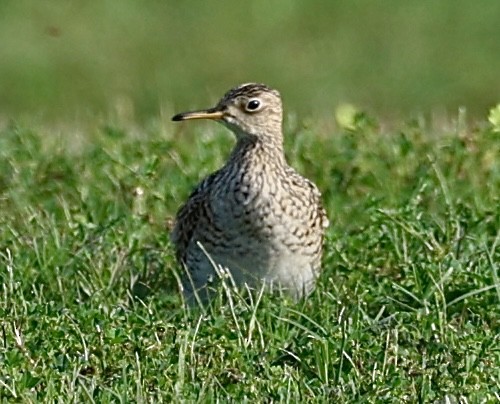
xmin=171 ymin=83 xmax=329 ymax=302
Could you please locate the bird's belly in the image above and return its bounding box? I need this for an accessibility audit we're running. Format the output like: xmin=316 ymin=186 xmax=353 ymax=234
xmin=188 ymin=218 xmax=318 ymax=298
xmin=222 ymin=244 xmax=317 ymax=297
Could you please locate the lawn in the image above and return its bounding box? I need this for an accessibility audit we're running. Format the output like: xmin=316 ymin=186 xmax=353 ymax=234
xmin=0 ymin=108 xmax=498 ymax=401
xmin=1 ymin=1 xmax=500 ymax=401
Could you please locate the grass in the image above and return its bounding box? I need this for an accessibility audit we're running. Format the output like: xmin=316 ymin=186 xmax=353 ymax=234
xmin=1 ymin=2 xmax=499 ymax=400
xmin=0 ymin=108 xmax=498 ymax=401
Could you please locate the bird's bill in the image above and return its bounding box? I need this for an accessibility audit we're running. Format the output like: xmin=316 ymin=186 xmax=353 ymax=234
xmin=172 ymin=108 xmax=224 ymax=122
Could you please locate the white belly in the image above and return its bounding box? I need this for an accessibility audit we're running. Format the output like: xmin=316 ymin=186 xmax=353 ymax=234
xmin=183 ymin=227 xmax=318 ymax=301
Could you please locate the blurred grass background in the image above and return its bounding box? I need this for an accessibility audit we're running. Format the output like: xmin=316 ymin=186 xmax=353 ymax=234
xmin=1 ymin=0 xmax=499 ymax=125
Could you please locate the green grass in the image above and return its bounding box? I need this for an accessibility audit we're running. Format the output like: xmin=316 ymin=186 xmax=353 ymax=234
xmin=1 ymin=2 xmax=499 ymax=400
xmin=0 ymin=110 xmax=498 ymax=401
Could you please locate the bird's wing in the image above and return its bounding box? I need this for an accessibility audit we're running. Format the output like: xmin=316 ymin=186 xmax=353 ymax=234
xmin=302 ymin=178 xmax=329 ymax=231
xmin=307 ymin=178 xmax=330 ymax=230
xmin=285 ymin=167 xmax=330 ymax=230
xmin=171 ymin=171 xmax=219 ymax=262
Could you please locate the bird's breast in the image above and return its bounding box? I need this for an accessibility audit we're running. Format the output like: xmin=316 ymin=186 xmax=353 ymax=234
xmin=211 ymin=162 xmax=284 ymax=215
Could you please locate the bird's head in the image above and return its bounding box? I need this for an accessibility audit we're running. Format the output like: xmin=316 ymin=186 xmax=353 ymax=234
xmin=172 ymin=83 xmax=283 ymax=142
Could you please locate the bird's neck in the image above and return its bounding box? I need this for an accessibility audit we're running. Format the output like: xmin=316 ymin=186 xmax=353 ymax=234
xmin=230 ymin=135 xmax=285 ymax=166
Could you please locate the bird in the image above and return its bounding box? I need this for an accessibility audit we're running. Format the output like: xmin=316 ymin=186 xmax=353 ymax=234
xmin=171 ymin=83 xmax=329 ymax=303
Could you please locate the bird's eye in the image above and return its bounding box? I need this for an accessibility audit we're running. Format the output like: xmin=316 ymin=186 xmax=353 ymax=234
xmin=245 ymin=99 xmax=261 ymax=112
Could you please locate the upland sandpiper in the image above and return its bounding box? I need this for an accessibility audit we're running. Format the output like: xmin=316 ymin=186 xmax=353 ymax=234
xmin=171 ymin=83 xmax=329 ymax=303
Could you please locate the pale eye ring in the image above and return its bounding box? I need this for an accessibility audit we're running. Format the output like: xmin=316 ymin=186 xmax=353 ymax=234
xmin=245 ymin=99 xmax=262 ymax=112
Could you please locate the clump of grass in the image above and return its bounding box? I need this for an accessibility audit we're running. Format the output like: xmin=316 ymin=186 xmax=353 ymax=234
xmin=0 ymin=111 xmax=498 ymax=401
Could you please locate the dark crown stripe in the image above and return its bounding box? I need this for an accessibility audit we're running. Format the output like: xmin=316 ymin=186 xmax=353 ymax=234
xmin=221 ymin=83 xmax=278 ymax=103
